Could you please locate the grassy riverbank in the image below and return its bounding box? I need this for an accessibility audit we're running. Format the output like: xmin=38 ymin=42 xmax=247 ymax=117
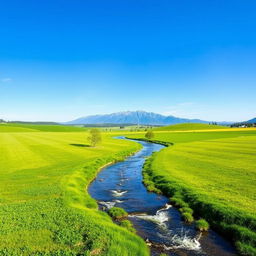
xmin=0 ymin=128 xmax=148 ymax=255
xmin=127 ymin=125 xmax=256 ymax=255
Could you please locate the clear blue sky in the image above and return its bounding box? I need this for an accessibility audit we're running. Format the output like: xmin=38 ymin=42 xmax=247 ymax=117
xmin=0 ymin=0 xmax=255 ymax=122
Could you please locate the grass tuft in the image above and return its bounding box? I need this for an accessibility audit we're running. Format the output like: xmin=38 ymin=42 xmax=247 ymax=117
xmin=181 ymin=212 xmax=194 ymax=223
xmin=179 ymin=207 xmax=194 ymax=215
xmin=108 ymin=207 xmax=128 ymax=220
xmin=195 ymin=219 xmax=209 ymax=231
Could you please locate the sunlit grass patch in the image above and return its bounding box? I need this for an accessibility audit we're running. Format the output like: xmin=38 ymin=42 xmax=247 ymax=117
xmin=0 ymin=131 xmax=148 ymax=255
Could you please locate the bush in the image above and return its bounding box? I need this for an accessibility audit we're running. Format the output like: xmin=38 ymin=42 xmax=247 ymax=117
xmin=195 ymin=219 xmax=209 ymax=231
xmin=182 ymin=212 xmax=194 ymax=223
xmin=108 ymin=207 xmax=128 ymax=220
xmin=119 ymin=220 xmax=136 ymax=233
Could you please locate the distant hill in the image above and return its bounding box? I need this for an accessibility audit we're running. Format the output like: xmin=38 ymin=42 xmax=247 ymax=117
xmin=154 ymin=123 xmax=228 ymax=131
xmin=247 ymin=117 xmax=256 ymax=123
xmin=7 ymin=121 xmax=59 ymax=125
xmin=67 ymin=111 xmax=209 ymax=125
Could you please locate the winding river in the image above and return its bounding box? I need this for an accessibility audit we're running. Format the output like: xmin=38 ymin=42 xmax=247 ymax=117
xmin=88 ymin=138 xmax=237 ymax=256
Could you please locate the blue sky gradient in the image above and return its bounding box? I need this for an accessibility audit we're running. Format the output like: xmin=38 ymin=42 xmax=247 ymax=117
xmin=0 ymin=0 xmax=256 ymax=121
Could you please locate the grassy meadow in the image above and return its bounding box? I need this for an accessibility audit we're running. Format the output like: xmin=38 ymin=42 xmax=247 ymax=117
xmin=1 ymin=122 xmax=256 ymax=255
xmin=154 ymin=123 xmax=229 ymax=131
xmin=0 ymin=126 xmax=148 ymax=256
xmin=127 ymin=124 xmax=256 ymax=255
xmin=0 ymin=123 xmax=88 ymax=132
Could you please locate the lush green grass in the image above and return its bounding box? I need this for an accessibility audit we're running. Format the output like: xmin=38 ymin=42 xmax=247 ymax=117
xmin=119 ymin=220 xmax=136 ymax=233
xmin=0 ymin=123 xmax=87 ymax=132
xmin=154 ymin=123 xmax=228 ymax=131
xmin=0 ymin=131 xmax=148 ymax=255
xmin=151 ymin=135 xmax=256 ymax=214
xmin=0 ymin=124 xmax=39 ymax=132
xmin=128 ymin=128 xmax=256 ymax=144
xmin=2 ymin=123 xmax=256 ymax=255
xmin=195 ymin=219 xmax=210 ymax=231
xmin=127 ymin=127 xmax=256 ymax=255
xmin=108 ymin=207 xmax=128 ymax=220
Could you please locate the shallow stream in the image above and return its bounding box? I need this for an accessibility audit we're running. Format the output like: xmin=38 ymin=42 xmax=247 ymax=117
xmin=88 ymin=138 xmax=237 ymax=256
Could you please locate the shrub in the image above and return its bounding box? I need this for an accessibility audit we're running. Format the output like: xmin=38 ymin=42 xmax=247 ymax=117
xmin=195 ymin=219 xmax=209 ymax=231
xmin=108 ymin=207 xmax=128 ymax=220
xmin=182 ymin=212 xmax=194 ymax=223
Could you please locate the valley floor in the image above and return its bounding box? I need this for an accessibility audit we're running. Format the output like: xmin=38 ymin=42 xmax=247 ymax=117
xmin=1 ymin=124 xmax=256 ymax=256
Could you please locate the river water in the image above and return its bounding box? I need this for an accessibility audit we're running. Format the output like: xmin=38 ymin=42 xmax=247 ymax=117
xmin=88 ymin=138 xmax=237 ymax=256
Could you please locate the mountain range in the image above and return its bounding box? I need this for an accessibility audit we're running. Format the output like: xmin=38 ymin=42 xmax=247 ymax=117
xmin=247 ymin=117 xmax=256 ymax=124
xmin=66 ymin=111 xmax=210 ymax=125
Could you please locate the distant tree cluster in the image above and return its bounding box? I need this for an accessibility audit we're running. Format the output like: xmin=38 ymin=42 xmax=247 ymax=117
xmin=209 ymin=122 xmax=218 ymax=125
xmin=129 ymin=125 xmax=154 ymax=132
xmin=87 ymin=128 xmax=102 ymax=147
xmin=104 ymin=128 xmax=112 ymax=132
xmin=231 ymin=122 xmax=256 ymax=128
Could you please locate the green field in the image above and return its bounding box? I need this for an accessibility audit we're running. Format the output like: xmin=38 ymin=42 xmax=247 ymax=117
xmin=0 ymin=123 xmax=88 ymax=132
xmin=0 ymin=127 xmax=148 ymax=255
xmin=1 ymin=122 xmax=256 ymax=255
xmin=154 ymin=123 xmax=228 ymax=131
xmin=127 ymin=125 xmax=256 ymax=255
